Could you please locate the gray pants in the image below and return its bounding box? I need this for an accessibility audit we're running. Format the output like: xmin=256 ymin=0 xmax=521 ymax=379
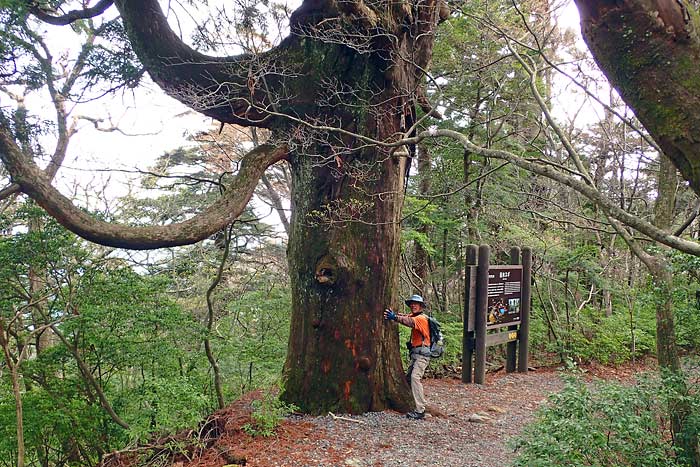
xmin=406 ymin=354 xmax=430 ymax=413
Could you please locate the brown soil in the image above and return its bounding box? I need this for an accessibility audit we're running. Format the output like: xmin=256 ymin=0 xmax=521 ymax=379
xmin=102 ymin=360 xmax=654 ymax=467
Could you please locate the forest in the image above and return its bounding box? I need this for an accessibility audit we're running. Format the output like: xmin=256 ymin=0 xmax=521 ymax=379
xmin=1 ymin=0 xmax=700 ymax=466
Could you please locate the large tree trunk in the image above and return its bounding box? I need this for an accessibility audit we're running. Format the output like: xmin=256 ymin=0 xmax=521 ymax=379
xmin=284 ymin=146 xmax=412 ymax=413
xmin=649 ymin=153 xmax=681 ymax=373
xmin=281 ymin=37 xmax=416 ymax=413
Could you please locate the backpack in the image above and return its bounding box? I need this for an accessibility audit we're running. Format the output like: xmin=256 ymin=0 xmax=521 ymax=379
xmin=427 ymin=316 xmax=445 ymax=358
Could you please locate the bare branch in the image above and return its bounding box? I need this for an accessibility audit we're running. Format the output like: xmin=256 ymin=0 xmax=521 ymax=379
xmin=113 ymin=0 xmax=284 ymax=127
xmin=407 ymin=127 xmax=700 ymax=256
xmin=674 ymin=199 xmax=700 ymax=237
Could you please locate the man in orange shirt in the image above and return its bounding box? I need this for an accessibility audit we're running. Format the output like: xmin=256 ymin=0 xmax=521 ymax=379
xmin=384 ymin=294 xmax=431 ymax=420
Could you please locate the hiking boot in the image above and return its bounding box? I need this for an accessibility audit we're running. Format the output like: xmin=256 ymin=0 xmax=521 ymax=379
xmin=406 ymin=411 xmax=425 ymax=420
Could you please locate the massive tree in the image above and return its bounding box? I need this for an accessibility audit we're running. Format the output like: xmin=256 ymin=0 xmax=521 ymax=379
xmin=4 ymin=0 xmax=700 ymax=418
xmin=0 ymin=0 xmax=451 ymax=414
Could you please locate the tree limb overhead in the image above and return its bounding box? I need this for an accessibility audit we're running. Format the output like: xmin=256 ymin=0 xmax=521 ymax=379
xmin=575 ymin=0 xmax=700 ymax=197
xmin=30 ymin=0 xmax=115 ymax=26
xmin=113 ymin=0 xmax=287 ymax=127
xmin=0 ymin=123 xmax=288 ymax=249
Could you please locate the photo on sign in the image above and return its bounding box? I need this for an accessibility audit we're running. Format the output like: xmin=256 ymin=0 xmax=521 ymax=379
xmin=486 ymin=265 xmax=523 ymax=328
xmin=508 ymin=298 xmax=520 ymax=315
xmin=488 ymin=297 xmax=509 ymax=325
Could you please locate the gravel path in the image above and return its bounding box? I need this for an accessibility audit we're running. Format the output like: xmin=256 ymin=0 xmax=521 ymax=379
xmin=106 ymin=362 xmax=652 ymax=467
xmin=227 ymin=369 xmax=566 ymax=467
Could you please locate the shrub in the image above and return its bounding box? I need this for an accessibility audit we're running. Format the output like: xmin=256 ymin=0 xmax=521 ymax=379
xmin=528 ymin=303 xmax=657 ymax=365
xmin=513 ymin=376 xmax=684 ymax=467
xmin=242 ymin=392 xmax=298 ymax=437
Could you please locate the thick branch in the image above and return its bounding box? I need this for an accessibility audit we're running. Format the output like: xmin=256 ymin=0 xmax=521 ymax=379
xmin=575 ymin=0 xmax=700 ymax=197
xmin=113 ymin=0 xmax=284 ymax=127
xmin=30 ymin=0 xmax=114 ymax=26
xmin=0 ymin=125 xmax=288 ymax=249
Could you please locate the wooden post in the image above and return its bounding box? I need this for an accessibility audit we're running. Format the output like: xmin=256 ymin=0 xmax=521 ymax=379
xmin=462 ymin=244 xmax=478 ymax=383
xmin=518 ymin=247 xmax=532 ymax=373
xmin=506 ymin=247 xmax=520 ymax=373
xmin=474 ymin=244 xmax=490 ymax=384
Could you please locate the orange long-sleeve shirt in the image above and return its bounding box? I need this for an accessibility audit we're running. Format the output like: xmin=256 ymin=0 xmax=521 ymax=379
xmin=396 ymin=312 xmax=430 ymax=348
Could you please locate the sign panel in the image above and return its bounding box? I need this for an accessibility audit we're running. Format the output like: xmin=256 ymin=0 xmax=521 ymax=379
xmin=486 ymin=265 xmax=522 ymax=328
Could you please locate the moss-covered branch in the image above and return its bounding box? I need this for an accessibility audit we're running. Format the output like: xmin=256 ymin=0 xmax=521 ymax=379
xmin=575 ymin=0 xmax=700 ymax=196
xmin=0 ymin=123 xmax=288 ymax=249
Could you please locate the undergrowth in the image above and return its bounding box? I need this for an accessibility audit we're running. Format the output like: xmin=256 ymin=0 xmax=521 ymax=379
xmin=242 ymin=392 xmax=298 ymax=437
xmin=512 ymin=373 xmax=697 ymax=467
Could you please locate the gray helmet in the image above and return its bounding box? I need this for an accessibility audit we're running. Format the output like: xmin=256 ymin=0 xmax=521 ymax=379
xmin=404 ymin=294 xmax=426 ymax=307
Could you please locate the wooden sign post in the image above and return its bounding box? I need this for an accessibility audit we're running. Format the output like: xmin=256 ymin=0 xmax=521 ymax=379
xmin=461 ymin=244 xmax=532 ymax=384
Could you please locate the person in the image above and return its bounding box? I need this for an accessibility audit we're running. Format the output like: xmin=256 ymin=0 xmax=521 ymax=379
xmin=384 ymin=294 xmax=431 ymax=420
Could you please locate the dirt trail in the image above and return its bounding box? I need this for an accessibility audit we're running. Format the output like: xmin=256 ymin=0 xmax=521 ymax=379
xmin=185 ymin=369 xmax=564 ymax=467
xmin=105 ymin=362 xmax=650 ymax=467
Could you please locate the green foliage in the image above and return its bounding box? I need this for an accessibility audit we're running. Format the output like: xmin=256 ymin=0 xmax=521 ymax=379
xmin=0 ymin=231 xmax=290 ymax=464
xmin=242 ymin=392 xmax=298 ymax=437
xmin=3 ymin=380 xmax=118 ymax=467
xmin=120 ymin=377 xmax=210 ymax=442
xmin=0 ymin=2 xmax=142 ymax=100
xmin=218 ymin=283 xmax=292 ymax=398
xmin=552 ymin=244 xmax=601 ymax=276
xmin=532 ymin=304 xmax=657 ymax=365
xmin=79 ymin=20 xmax=143 ymax=93
xmin=670 ymin=251 xmax=700 ymax=349
xmin=662 ymin=366 xmax=700 ymax=466
xmin=513 ymin=376 xmax=684 ymax=467
xmin=675 ymin=301 xmax=700 ymax=350
xmin=0 ymin=1 xmax=31 ymax=80
xmin=431 ymin=320 xmax=463 ymax=371
xmin=0 ymin=203 xmax=291 ymax=463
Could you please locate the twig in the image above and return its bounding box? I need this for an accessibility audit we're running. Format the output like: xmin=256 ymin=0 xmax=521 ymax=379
xmin=328 ymin=412 xmax=366 ymax=424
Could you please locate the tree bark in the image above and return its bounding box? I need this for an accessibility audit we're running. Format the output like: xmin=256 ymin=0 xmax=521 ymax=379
xmin=283 ymin=134 xmax=413 ymax=413
xmin=575 ymin=0 xmax=700 ymax=197
xmin=649 ymin=154 xmax=679 ymax=371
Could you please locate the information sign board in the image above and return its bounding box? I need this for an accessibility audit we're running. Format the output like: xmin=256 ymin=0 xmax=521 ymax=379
xmin=486 ymin=265 xmax=522 ymax=328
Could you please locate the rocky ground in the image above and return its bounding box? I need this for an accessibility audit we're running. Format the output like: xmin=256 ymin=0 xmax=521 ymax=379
xmin=103 ymin=361 xmax=649 ymax=467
